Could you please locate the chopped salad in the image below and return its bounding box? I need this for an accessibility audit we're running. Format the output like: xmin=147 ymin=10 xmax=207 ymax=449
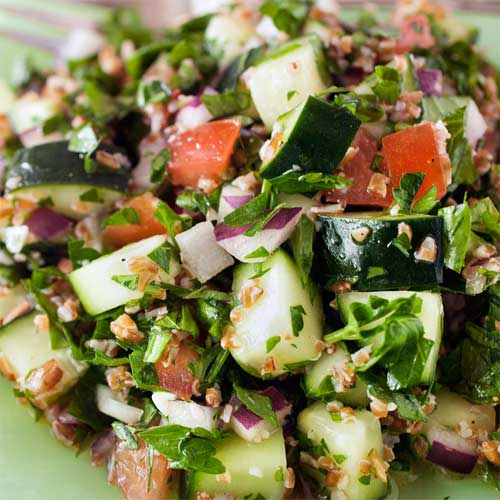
xmin=0 ymin=0 xmax=499 ymax=499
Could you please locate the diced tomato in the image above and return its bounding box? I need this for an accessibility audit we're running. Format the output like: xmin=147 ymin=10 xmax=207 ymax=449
xmin=396 ymin=15 xmax=435 ymax=53
xmin=382 ymin=122 xmax=448 ymax=201
xmin=102 ymin=192 xmax=166 ymax=248
xmin=167 ymin=119 xmax=241 ymax=189
xmin=154 ymin=338 xmax=199 ymax=400
xmin=327 ymin=128 xmax=393 ymax=207
xmin=109 ymin=440 xmax=178 ymax=500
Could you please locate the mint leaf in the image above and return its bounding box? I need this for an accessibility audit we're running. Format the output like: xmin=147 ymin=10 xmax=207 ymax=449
xmin=102 ymin=207 xmax=140 ymax=227
xmin=233 ymin=385 xmax=278 ymax=428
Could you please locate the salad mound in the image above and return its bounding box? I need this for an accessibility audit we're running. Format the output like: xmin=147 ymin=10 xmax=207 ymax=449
xmin=0 ymin=0 xmax=499 ymax=498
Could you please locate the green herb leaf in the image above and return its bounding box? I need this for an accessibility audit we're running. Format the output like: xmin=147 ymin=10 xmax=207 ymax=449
xmin=150 ymin=148 xmax=171 ymax=184
xmin=201 ymin=89 xmax=250 ymax=118
xmin=372 ymin=65 xmax=400 ymax=104
xmin=147 ymin=243 xmax=173 ymax=273
xmin=389 ymin=233 xmax=411 ymax=257
xmin=67 ymin=240 xmax=101 ymax=269
xmin=154 ymin=200 xmax=188 ymax=240
xmin=112 ymin=421 xmax=139 ymax=449
xmin=260 ymin=0 xmax=312 ymax=36
xmin=392 ymin=172 xmax=424 ymax=212
xmin=270 ymin=170 xmax=352 ymax=194
xmin=412 ymin=185 xmax=438 ymax=214
xmin=223 ymin=192 xmax=268 ymax=227
xmin=244 ymin=202 xmax=286 ymax=237
xmin=79 ymin=188 xmax=104 ymax=203
xmin=290 ymin=214 xmax=315 ymax=286
xmin=144 ymin=327 xmax=172 ymax=363
xmin=290 ymin=304 xmax=306 ymax=337
xmin=102 ymin=207 xmax=140 ymax=227
xmin=137 ymin=79 xmax=171 ymax=106
xmin=112 ymin=274 xmax=139 ymax=291
xmin=243 ymin=246 xmax=270 ymax=260
xmin=439 ymin=202 xmax=472 ymax=273
xmin=233 ymin=384 xmax=279 ymax=428
xmin=266 ymin=336 xmax=281 ymax=353
xmin=367 ymin=266 xmax=387 ymax=279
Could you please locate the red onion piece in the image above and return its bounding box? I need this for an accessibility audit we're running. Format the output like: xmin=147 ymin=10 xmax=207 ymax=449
xmin=215 ymin=207 xmax=302 ymax=262
xmin=426 ymin=441 xmax=478 ymax=474
xmin=261 ymin=386 xmax=290 ymax=413
xmin=25 ymin=207 xmax=72 ymax=240
xmin=91 ymin=431 xmax=117 ymax=467
xmin=230 ymin=395 xmax=263 ymax=430
xmin=417 ymin=69 xmax=443 ymax=96
xmin=222 ymin=194 xmax=255 ymax=209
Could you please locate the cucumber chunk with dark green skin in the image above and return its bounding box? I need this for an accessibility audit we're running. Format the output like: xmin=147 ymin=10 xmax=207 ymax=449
xmin=186 ymin=430 xmax=287 ymax=500
xmin=319 ymin=213 xmax=444 ymax=291
xmin=5 ymin=141 xmax=130 ymax=218
xmin=303 ymin=345 xmax=369 ymax=407
xmin=260 ymin=96 xmax=361 ymax=179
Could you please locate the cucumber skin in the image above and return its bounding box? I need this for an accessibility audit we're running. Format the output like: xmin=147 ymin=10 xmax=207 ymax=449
xmin=185 ymin=431 xmax=286 ymax=500
xmin=260 ymin=96 xmax=361 ymax=179
xmin=298 ymin=402 xmax=387 ymax=500
xmin=6 ymin=141 xmax=129 ymax=193
xmin=319 ymin=214 xmax=444 ymax=290
xmin=336 ymin=291 xmax=443 ymax=384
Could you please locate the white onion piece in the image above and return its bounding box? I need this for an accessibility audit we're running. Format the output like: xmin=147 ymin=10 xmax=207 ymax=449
xmin=217 ymin=184 xmax=255 ymax=221
xmin=176 ymin=221 xmax=234 ymax=282
xmin=426 ymin=425 xmax=478 ymax=473
xmin=60 ymin=28 xmax=105 ymax=61
xmin=465 ymin=100 xmax=487 ymax=149
xmin=215 ymin=207 xmax=302 ymax=263
xmin=96 ymin=385 xmax=143 ymax=425
xmin=132 ymin=135 xmax=169 ymax=193
xmin=152 ymin=395 xmax=217 ymax=432
xmin=176 ymin=88 xmax=216 ymax=131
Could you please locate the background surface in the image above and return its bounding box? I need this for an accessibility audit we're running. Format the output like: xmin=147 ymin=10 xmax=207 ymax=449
xmin=0 ymin=1 xmax=498 ymax=499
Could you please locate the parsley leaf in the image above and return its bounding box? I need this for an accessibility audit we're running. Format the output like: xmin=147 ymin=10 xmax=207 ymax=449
xmin=372 ymin=65 xmax=400 ymax=104
xmin=112 ymin=274 xmax=139 ymax=290
xmin=223 ymin=192 xmax=269 ymax=227
xmin=112 ymin=421 xmax=139 ymax=449
xmin=147 ymin=243 xmax=173 ymax=273
xmin=137 ymin=79 xmax=171 ymax=106
xmin=102 ymin=207 xmax=140 ymax=227
xmin=392 ymin=173 xmax=424 ymax=212
xmin=233 ymin=384 xmax=279 ymax=428
xmin=67 ymin=240 xmax=101 ymax=269
xmin=144 ymin=327 xmax=172 ymax=363
xmin=389 ymin=232 xmax=412 ymax=257
xmin=154 ymin=200 xmax=189 ymax=241
xmin=139 ymin=425 xmax=225 ymax=474
xmin=270 ymin=170 xmax=352 ymax=194
xmin=290 ymin=304 xmax=306 ymax=337
xmin=79 ymin=188 xmax=104 ymax=203
xmin=439 ymin=201 xmax=472 ymax=273
xmin=150 ymin=148 xmax=170 ymax=184
xmin=201 ymin=89 xmax=250 ymax=118
xmin=290 ymin=214 xmax=315 ymax=286
xmin=244 ymin=247 xmax=270 ymax=260
xmin=260 ymin=0 xmax=312 ymax=36
xmin=266 ymin=336 xmax=281 ymax=353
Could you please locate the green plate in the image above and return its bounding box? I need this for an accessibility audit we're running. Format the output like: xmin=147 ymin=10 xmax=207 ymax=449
xmin=0 ymin=2 xmax=499 ymax=499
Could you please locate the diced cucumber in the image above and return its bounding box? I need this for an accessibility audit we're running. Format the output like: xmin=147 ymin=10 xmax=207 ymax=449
xmin=319 ymin=213 xmax=444 ymax=290
xmin=247 ymin=35 xmax=329 ymax=130
xmin=0 ymin=311 xmax=86 ymax=403
xmin=337 ymin=291 xmax=443 ymax=384
xmin=186 ymin=430 xmax=286 ymax=500
xmin=8 ymin=95 xmax=61 ymax=134
xmin=206 ymin=12 xmax=257 ymax=67
xmin=5 ymin=141 xmax=130 ymax=219
xmin=0 ymin=283 xmax=29 ymax=323
xmin=260 ymin=96 xmax=361 ymax=180
xmin=69 ymin=235 xmax=179 ymax=315
xmin=304 ymin=345 xmax=369 ymax=407
xmin=298 ymin=402 xmax=387 ymax=500
xmin=230 ymin=249 xmax=323 ymax=377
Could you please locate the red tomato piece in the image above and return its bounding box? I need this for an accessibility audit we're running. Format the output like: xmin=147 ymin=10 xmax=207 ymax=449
xmin=168 ymin=119 xmax=241 ymax=189
xmin=102 ymin=192 xmax=166 ymax=249
xmin=155 ymin=339 xmax=199 ymax=400
xmin=396 ymin=15 xmax=435 ymax=54
xmin=109 ymin=440 xmax=178 ymax=500
xmin=382 ymin=122 xmax=448 ymax=201
xmin=327 ymin=128 xmax=393 ymax=207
